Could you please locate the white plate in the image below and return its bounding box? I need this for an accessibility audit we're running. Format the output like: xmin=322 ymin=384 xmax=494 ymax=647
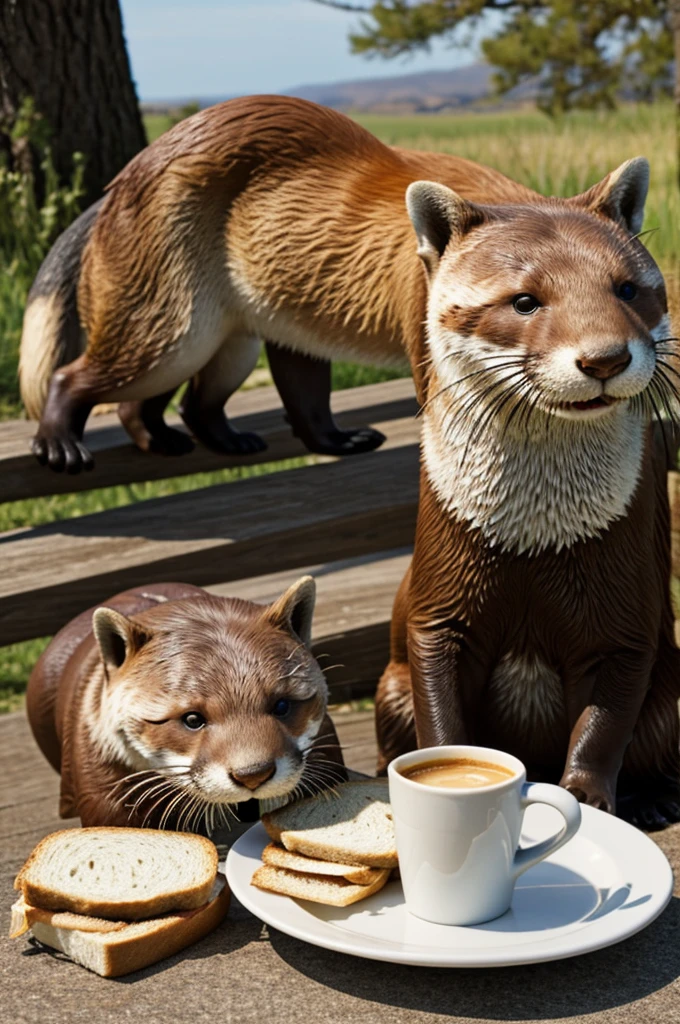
xmin=225 ymin=804 xmax=674 ymax=967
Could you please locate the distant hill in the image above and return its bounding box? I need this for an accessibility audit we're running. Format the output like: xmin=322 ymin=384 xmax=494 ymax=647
xmin=139 ymin=62 xmax=536 ymax=117
xmin=141 ymin=63 xmax=502 ymax=116
xmin=284 ymin=64 xmax=495 ymax=114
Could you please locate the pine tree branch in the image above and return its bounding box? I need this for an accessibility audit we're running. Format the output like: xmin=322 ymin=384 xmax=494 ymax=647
xmin=310 ymin=1 xmax=538 ymax=10
xmin=310 ymin=0 xmax=373 ymax=11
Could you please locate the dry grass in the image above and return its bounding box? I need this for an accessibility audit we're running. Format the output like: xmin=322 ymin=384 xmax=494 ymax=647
xmin=356 ymin=102 xmax=679 ymax=313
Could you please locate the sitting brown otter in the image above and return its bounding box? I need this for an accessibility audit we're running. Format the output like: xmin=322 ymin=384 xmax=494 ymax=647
xmin=374 ymin=167 xmax=680 ymax=831
xmin=27 ymin=579 xmax=345 ymax=831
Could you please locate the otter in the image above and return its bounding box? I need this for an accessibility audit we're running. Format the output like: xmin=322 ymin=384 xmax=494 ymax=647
xmin=374 ymin=172 xmax=680 ymax=830
xmin=27 ymin=579 xmax=346 ymax=831
xmin=22 ymin=94 xmax=554 ymax=473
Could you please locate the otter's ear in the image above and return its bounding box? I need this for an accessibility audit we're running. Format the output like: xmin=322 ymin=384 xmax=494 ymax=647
xmin=266 ymin=576 xmax=316 ymax=647
xmin=406 ymin=180 xmax=486 ymax=277
xmin=569 ymin=157 xmax=649 ymax=235
xmin=93 ymin=608 xmax=151 ymax=675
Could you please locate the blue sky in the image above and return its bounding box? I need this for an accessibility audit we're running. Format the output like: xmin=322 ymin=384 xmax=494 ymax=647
xmin=119 ymin=0 xmax=492 ymax=100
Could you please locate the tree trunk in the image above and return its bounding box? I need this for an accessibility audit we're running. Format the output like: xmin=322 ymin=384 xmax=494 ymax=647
xmin=0 ymin=0 xmax=147 ymax=206
xmin=672 ymin=0 xmax=680 ymax=191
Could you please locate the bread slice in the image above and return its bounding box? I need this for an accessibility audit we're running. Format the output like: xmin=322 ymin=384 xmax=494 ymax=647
xmin=14 ymin=828 xmax=218 ymax=921
xmin=251 ymin=864 xmax=390 ymax=907
xmin=262 ymin=780 xmax=396 ymax=868
xmin=261 ymin=843 xmax=380 ymax=885
xmin=11 ymin=876 xmax=229 ymax=978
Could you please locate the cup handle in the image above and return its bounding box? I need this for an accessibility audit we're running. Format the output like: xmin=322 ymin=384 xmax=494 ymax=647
xmin=511 ymin=782 xmax=582 ymax=880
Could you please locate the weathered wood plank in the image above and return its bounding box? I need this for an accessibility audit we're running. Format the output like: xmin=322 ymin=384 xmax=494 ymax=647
xmin=209 ymin=548 xmax=407 ymax=636
xmin=2 ymin=548 xmax=408 ymax=720
xmin=0 ymin=379 xmax=417 ymax=502
xmin=3 ymin=549 xmax=407 ymax=713
xmin=0 ymin=422 xmax=419 ymax=642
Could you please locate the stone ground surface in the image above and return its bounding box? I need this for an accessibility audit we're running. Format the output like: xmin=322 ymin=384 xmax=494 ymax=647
xmin=1 ymin=710 xmax=679 ymax=1024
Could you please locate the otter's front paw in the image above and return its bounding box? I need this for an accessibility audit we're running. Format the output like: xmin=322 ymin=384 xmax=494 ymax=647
xmin=147 ymin=425 xmax=195 ymax=457
xmin=31 ymin=432 xmax=95 ymax=474
xmin=560 ymin=769 xmax=615 ymax=814
xmin=180 ymin=405 xmax=267 ymax=455
xmin=295 ymin=425 xmax=386 ymax=457
xmin=617 ymin=783 xmax=680 ymax=831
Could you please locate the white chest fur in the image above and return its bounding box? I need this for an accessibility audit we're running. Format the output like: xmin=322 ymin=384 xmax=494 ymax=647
xmin=421 ymin=392 xmax=646 ymax=555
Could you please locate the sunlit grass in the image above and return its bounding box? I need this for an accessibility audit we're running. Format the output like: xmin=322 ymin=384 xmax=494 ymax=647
xmin=0 ymin=638 xmax=50 ymax=714
xmin=355 ymin=101 xmax=678 ymax=285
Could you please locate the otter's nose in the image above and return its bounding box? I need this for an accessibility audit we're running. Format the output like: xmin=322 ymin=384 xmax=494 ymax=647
xmin=230 ymin=761 xmax=276 ymax=790
xmin=576 ymin=347 xmax=632 ymax=380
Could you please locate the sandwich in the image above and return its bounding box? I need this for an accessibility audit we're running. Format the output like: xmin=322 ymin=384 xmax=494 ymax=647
xmin=252 ymin=780 xmax=396 ymax=906
xmin=10 ymin=828 xmax=229 ymax=977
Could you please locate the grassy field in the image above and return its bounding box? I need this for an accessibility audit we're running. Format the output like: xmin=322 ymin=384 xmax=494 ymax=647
xmin=1 ymin=101 xmax=678 ymax=711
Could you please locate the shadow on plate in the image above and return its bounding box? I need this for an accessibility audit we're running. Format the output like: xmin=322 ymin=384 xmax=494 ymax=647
xmin=319 ymin=862 xmax=640 ymax=934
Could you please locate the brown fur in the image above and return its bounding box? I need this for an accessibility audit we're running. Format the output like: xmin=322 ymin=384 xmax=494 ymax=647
xmin=27 ymin=581 xmax=345 ymax=830
xmin=80 ymin=98 xmax=536 ymax=386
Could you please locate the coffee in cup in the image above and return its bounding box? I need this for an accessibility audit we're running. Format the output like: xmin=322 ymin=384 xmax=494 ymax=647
xmin=401 ymin=757 xmax=515 ymax=789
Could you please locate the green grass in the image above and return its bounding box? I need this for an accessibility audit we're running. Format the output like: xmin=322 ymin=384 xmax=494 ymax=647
xmin=0 ymin=136 xmax=85 ymax=418
xmin=354 ymin=101 xmax=678 ymax=284
xmin=144 ymin=113 xmax=177 ymax=143
xmin=1 ymin=100 xmax=678 ymax=710
xmin=0 ymin=638 xmax=50 ymax=714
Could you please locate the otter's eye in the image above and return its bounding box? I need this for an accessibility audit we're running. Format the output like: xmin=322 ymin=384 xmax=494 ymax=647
xmin=272 ymin=698 xmax=292 ymax=719
xmin=512 ymin=294 xmax=540 ymax=315
xmin=617 ymin=281 xmax=637 ymax=302
xmin=181 ymin=711 xmax=206 ymax=731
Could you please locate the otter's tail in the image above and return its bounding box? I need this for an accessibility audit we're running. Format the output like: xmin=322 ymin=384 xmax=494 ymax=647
xmin=19 ymin=198 xmax=103 ymax=420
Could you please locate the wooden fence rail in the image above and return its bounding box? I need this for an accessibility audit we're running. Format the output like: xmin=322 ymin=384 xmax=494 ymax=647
xmin=0 ymin=379 xmax=419 ymax=702
xmin=4 ymin=380 xmax=679 ymax=700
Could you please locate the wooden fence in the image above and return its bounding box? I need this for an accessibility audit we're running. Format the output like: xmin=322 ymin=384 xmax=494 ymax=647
xmin=0 ymin=380 xmax=418 ymax=703
xmin=3 ymin=382 xmax=680 ymax=701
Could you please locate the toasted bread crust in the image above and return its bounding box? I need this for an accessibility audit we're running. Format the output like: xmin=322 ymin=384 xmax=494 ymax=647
xmin=26 ymin=876 xmax=230 ymax=978
xmin=15 ymin=828 xmax=218 ymax=921
xmin=262 ymin=781 xmax=397 ymax=869
xmin=251 ymin=864 xmax=390 ymax=907
xmin=276 ymin=835 xmax=397 ymax=870
xmin=261 ymin=843 xmax=379 ymax=885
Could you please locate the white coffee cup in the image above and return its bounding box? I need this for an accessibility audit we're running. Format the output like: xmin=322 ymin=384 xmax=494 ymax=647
xmin=388 ymin=745 xmax=582 ymax=926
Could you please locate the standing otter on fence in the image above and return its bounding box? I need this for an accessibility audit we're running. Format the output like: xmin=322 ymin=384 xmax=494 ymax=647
xmin=18 ymin=93 xmax=570 ymax=472
xmin=27 ymin=579 xmax=345 ymax=830
xmin=374 ymin=171 xmax=680 ymax=830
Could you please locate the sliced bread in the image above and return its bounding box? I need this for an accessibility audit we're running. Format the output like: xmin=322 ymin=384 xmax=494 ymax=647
xmin=260 ymin=843 xmax=380 ymax=885
xmin=262 ymin=780 xmax=396 ymax=868
xmin=251 ymin=864 xmax=390 ymax=907
xmin=14 ymin=828 xmax=218 ymax=921
xmin=11 ymin=876 xmax=229 ymax=978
